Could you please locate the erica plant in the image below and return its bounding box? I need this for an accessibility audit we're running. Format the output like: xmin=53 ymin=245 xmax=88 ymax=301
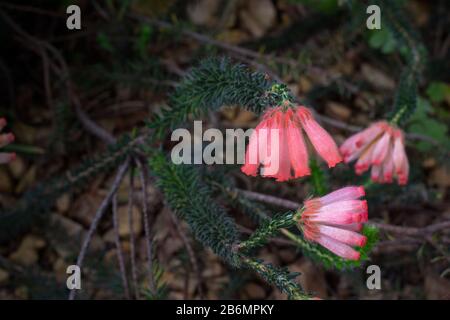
xmin=1 ymin=0 xmax=445 ymax=301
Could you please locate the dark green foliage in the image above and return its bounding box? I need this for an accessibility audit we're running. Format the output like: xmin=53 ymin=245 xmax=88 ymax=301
xmin=149 ymin=57 xmax=293 ymax=137
xmin=142 ymin=261 xmax=169 ymax=300
xmin=206 ymin=170 xmax=270 ymax=225
xmin=407 ymin=98 xmax=450 ymax=153
xmin=374 ymin=0 xmax=427 ymax=126
xmin=308 ymin=159 xmax=328 ymax=196
xmin=91 ymin=58 xmax=172 ymax=90
xmin=229 ymin=193 xmax=270 ymax=225
xmin=147 ymin=152 xmax=310 ymax=297
xmin=239 ymin=211 xmax=296 ymax=252
xmin=241 ymin=255 xmax=310 ymax=300
xmin=1 ymin=50 xmax=382 ymax=297
xmin=219 ymin=269 xmax=252 ymax=299
xmin=389 ymin=66 xmax=418 ymax=126
xmin=148 ymin=150 xmax=240 ymax=266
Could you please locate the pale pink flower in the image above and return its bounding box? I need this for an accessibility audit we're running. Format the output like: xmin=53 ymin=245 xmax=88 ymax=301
xmin=299 ymin=186 xmax=368 ymax=260
xmin=241 ymin=105 xmax=342 ymax=181
xmin=340 ymin=121 xmax=409 ymax=185
xmin=0 ymin=118 xmax=15 ymax=164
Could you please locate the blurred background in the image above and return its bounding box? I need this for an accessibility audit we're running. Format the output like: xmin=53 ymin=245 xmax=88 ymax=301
xmin=0 ymin=0 xmax=449 ymax=299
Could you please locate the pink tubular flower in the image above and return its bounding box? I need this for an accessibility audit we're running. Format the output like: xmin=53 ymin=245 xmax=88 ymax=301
xmin=299 ymin=186 xmax=368 ymax=260
xmin=241 ymin=105 xmax=342 ymax=181
xmin=340 ymin=121 xmax=409 ymax=185
xmin=0 ymin=118 xmax=15 ymax=164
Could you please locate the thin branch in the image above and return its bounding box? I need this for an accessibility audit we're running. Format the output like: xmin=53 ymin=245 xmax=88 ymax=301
xmin=169 ymin=210 xmax=204 ymax=299
xmin=74 ymin=102 xmax=116 ymax=145
xmin=69 ymin=158 xmax=130 ymax=300
xmin=0 ymin=3 xmax=64 ymax=17
xmin=370 ymin=221 xmax=450 ymax=237
xmin=236 ymin=188 xmax=299 ymax=210
xmin=135 ymin=158 xmax=156 ymax=294
xmin=127 ymin=166 xmax=140 ymax=299
xmin=112 ymin=192 xmax=131 ymax=299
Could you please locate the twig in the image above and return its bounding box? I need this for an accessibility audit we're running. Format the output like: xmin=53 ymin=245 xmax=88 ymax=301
xmin=131 ymin=16 xmax=264 ymax=60
xmin=74 ymin=101 xmax=116 ymax=145
xmin=127 ymin=166 xmax=140 ymax=299
xmin=39 ymin=45 xmax=53 ymax=112
xmin=135 ymin=158 xmax=156 ymax=295
xmin=169 ymin=210 xmax=204 ymax=299
xmin=370 ymin=221 xmax=450 ymax=237
xmin=112 ymin=192 xmax=131 ymax=299
xmin=236 ymin=189 xmax=299 ymax=210
xmin=0 ymin=2 xmax=64 ymax=17
xmin=69 ymin=158 xmax=130 ymax=300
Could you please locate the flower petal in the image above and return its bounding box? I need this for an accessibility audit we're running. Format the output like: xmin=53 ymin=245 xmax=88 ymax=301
xmin=298 ymin=107 xmax=342 ymax=168
xmin=318 ymin=225 xmax=367 ymax=247
xmin=0 ymin=133 xmax=14 ymax=148
xmin=315 ymin=234 xmax=361 ymax=260
xmin=371 ymin=131 xmax=391 ymax=165
xmin=286 ymin=111 xmax=310 ymax=178
xmin=319 ymin=186 xmax=365 ymax=205
xmin=393 ymin=132 xmax=409 ymax=185
xmin=241 ymin=129 xmax=260 ymax=176
xmin=0 ymin=152 xmax=15 ymax=164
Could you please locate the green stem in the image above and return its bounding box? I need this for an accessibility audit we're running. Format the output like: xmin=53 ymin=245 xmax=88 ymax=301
xmin=240 ymin=255 xmax=310 ymax=300
xmin=389 ymin=105 xmax=408 ymax=126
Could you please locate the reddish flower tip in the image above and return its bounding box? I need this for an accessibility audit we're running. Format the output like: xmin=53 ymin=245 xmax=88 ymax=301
xmin=7 ymin=133 xmax=15 ymax=143
xmin=241 ymin=164 xmax=258 ymax=177
xmin=0 ymin=118 xmax=6 ymax=127
xmin=354 ymin=213 xmax=362 ymax=223
xmin=359 ymin=236 xmax=368 ymax=247
xmin=361 ymin=200 xmax=368 ymax=212
xmin=351 ymin=251 xmax=361 ymax=261
xmin=357 ymin=186 xmax=365 ymax=197
xmin=361 ymin=211 xmax=368 ymax=222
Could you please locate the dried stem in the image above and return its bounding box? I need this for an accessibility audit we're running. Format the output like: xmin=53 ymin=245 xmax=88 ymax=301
xmin=236 ymin=189 xmax=299 ymax=210
xmin=69 ymin=158 xmax=130 ymax=300
xmin=74 ymin=102 xmax=116 ymax=145
xmin=127 ymin=166 xmax=140 ymax=299
xmin=112 ymin=192 xmax=131 ymax=299
xmin=135 ymin=158 xmax=156 ymax=295
xmin=169 ymin=210 xmax=204 ymax=299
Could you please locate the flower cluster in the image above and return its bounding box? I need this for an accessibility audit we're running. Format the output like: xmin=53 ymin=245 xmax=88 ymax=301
xmin=241 ymin=102 xmax=410 ymax=260
xmin=298 ymin=186 xmax=368 ymax=260
xmin=340 ymin=121 xmax=409 ymax=185
xmin=0 ymin=118 xmax=15 ymax=164
xmin=241 ymin=105 xmax=342 ymax=181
